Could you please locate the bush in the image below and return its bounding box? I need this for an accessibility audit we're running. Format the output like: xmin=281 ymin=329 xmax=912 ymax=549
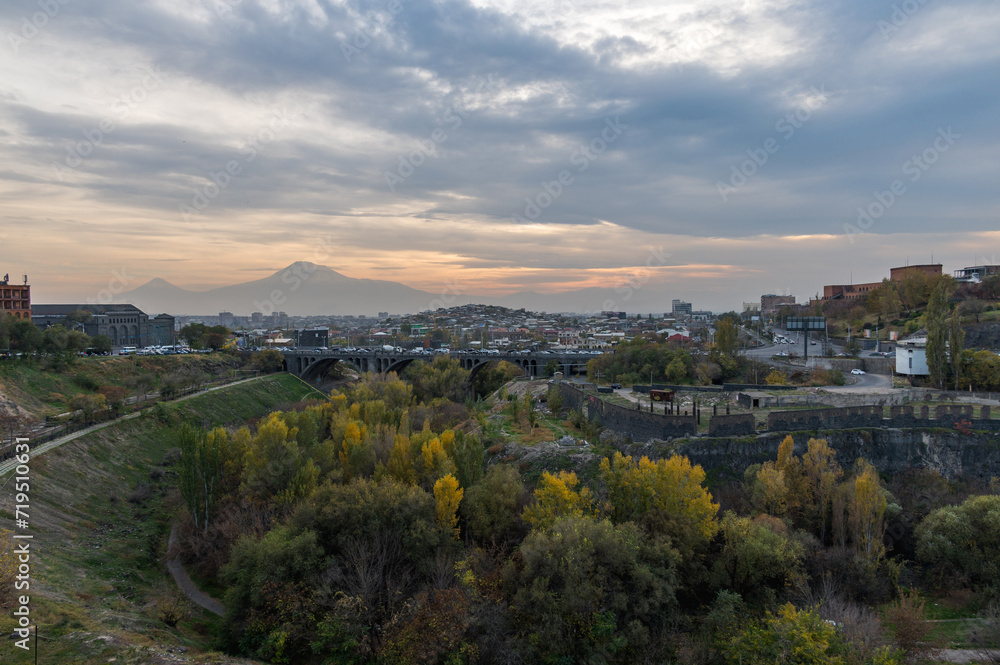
xmin=915 ymin=494 xmax=1000 ymax=592
xmin=882 ymin=589 xmax=937 ymax=661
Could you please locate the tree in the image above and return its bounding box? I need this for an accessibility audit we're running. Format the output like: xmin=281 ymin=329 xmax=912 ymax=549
xmin=711 ymin=512 xmax=806 ymax=607
xmin=915 ymin=494 xmax=1000 ymax=588
xmin=962 ymin=297 xmax=987 ymax=323
xmin=462 ymin=464 xmax=525 ymax=544
xmin=926 ymin=279 xmax=951 ymax=389
xmin=68 ymin=393 xmax=106 ymax=422
xmin=522 ymin=470 xmax=594 ymax=530
xmin=89 ymin=334 xmax=112 ymax=354
xmin=178 ymin=424 xmax=226 ymax=534
xmin=714 ymin=318 xmax=738 ymax=358
xmin=766 ymin=370 xmax=788 ymax=385
xmin=403 ymin=356 xmax=470 ymax=403
xmin=251 ymin=349 xmax=285 ymax=373
xmin=433 ymin=474 xmax=463 ymax=539
xmin=719 ymin=603 xmax=853 ymax=665
xmin=847 ymin=459 xmax=887 ymax=563
xmin=503 ymin=515 xmax=679 ymax=663
xmin=546 ymin=385 xmax=564 ymax=412
xmin=801 ymin=438 xmax=843 ymax=543
xmin=752 ymin=462 xmax=789 ymax=517
xmin=599 ymin=452 xmax=719 ymax=546
xmin=949 ymin=308 xmax=965 ymax=390
xmin=97 ymin=385 xmax=130 ymax=413
xmin=221 ymin=526 xmax=325 ymax=662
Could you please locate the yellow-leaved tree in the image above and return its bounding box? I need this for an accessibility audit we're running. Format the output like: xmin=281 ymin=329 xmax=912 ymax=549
xmin=801 ymin=437 xmax=842 ymax=542
xmin=385 ymin=433 xmax=415 ymax=485
xmin=434 ymin=474 xmax=464 ymax=539
xmin=522 ymin=470 xmax=594 ymax=530
xmin=848 ymin=458 xmax=887 ymax=562
xmin=420 ymin=436 xmax=457 ymax=489
xmin=599 ymin=451 xmax=719 ymax=544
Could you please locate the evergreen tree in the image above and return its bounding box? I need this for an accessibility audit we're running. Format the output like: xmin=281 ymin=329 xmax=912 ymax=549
xmin=925 ymin=280 xmax=950 ymax=389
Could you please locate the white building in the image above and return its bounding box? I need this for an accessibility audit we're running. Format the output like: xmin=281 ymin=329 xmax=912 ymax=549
xmin=896 ymin=335 xmax=929 ymax=376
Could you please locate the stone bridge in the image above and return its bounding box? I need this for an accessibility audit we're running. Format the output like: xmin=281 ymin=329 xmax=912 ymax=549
xmin=282 ymin=349 xmax=597 ymax=383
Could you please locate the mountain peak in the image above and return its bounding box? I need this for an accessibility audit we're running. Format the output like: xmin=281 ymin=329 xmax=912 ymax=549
xmin=141 ymin=277 xmax=183 ymax=290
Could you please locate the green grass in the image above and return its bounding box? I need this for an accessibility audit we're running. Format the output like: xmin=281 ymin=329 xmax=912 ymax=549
xmin=0 ymin=353 xmax=260 ymax=418
xmin=0 ymin=374 xmax=321 ymax=665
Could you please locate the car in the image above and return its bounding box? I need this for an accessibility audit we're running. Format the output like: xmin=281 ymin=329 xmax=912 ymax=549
xmin=610 ymin=383 xmax=622 ymax=389
xmin=851 ymin=369 xmax=866 ymax=375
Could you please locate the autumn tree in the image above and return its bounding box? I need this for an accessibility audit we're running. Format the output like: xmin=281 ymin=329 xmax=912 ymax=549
xmin=713 ymin=318 xmax=738 ymax=359
xmin=504 ymin=515 xmax=679 ymax=663
xmin=434 ymin=474 xmax=464 ymax=539
xmin=241 ymin=412 xmax=319 ymax=508
xmin=847 ymin=459 xmax=888 ymax=563
xmin=752 ymin=462 xmax=789 ymax=517
xmin=179 ymin=424 xmax=227 ymax=534
xmin=801 ymin=438 xmax=843 ymax=543
xmin=711 ymin=512 xmax=806 ymax=608
xmin=719 ymin=603 xmax=860 ymax=665
xmin=69 ymin=393 xmax=106 ymax=422
xmin=462 ymin=464 xmax=525 ymax=544
xmin=600 ymin=452 xmax=719 ymax=546
xmin=522 ymin=470 xmax=594 ymax=530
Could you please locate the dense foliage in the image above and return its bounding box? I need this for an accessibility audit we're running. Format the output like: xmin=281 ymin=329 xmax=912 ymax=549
xmin=168 ymin=371 xmax=1000 ymax=664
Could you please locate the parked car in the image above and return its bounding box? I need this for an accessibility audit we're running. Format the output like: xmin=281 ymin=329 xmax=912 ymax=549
xmin=610 ymin=383 xmax=622 ymax=389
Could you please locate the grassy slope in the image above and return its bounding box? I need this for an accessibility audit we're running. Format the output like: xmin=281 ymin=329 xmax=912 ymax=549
xmin=0 ymin=353 xmax=253 ymax=418
xmin=0 ymin=373 xmax=324 ymax=665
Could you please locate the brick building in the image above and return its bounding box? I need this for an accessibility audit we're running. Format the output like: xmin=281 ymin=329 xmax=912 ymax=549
xmin=0 ymin=274 xmax=31 ymax=319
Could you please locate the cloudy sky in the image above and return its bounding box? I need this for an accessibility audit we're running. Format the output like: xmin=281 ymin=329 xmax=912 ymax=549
xmin=2 ymin=0 xmax=998 ymax=312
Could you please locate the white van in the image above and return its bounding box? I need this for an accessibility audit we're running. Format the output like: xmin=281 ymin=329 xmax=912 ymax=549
xmin=119 ymin=346 xmax=137 ymax=355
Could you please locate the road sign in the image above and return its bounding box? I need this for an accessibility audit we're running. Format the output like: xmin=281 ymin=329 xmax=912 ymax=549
xmin=785 ymin=316 xmax=826 ymax=330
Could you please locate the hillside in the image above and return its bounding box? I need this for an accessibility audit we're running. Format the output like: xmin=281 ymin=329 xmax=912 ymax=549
xmin=0 ymin=353 xmax=257 ymax=420
xmin=0 ymin=373 xmax=324 ymax=665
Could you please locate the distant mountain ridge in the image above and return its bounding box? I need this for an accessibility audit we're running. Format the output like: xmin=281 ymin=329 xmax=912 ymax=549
xmin=111 ymin=261 xmax=674 ymax=316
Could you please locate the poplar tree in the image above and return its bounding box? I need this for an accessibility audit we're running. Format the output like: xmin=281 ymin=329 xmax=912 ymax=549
xmin=925 ymin=280 xmax=950 ymax=389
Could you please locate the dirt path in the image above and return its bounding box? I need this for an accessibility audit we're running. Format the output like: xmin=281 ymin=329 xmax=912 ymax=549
xmin=0 ymin=375 xmax=265 ymax=477
xmin=167 ymin=524 xmax=225 ymax=617
xmin=933 ymin=648 xmax=1000 ymax=663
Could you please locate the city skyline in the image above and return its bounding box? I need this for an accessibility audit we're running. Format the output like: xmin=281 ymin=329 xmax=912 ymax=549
xmin=2 ymin=0 xmax=998 ymax=312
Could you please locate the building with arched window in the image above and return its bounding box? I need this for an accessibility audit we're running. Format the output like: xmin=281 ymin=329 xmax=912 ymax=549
xmin=0 ymin=274 xmax=31 ymax=320
xmin=31 ymin=304 xmax=175 ymax=349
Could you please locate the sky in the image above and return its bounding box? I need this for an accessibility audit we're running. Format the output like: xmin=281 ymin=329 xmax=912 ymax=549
xmin=1 ymin=0 xmax=999 ymax=313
